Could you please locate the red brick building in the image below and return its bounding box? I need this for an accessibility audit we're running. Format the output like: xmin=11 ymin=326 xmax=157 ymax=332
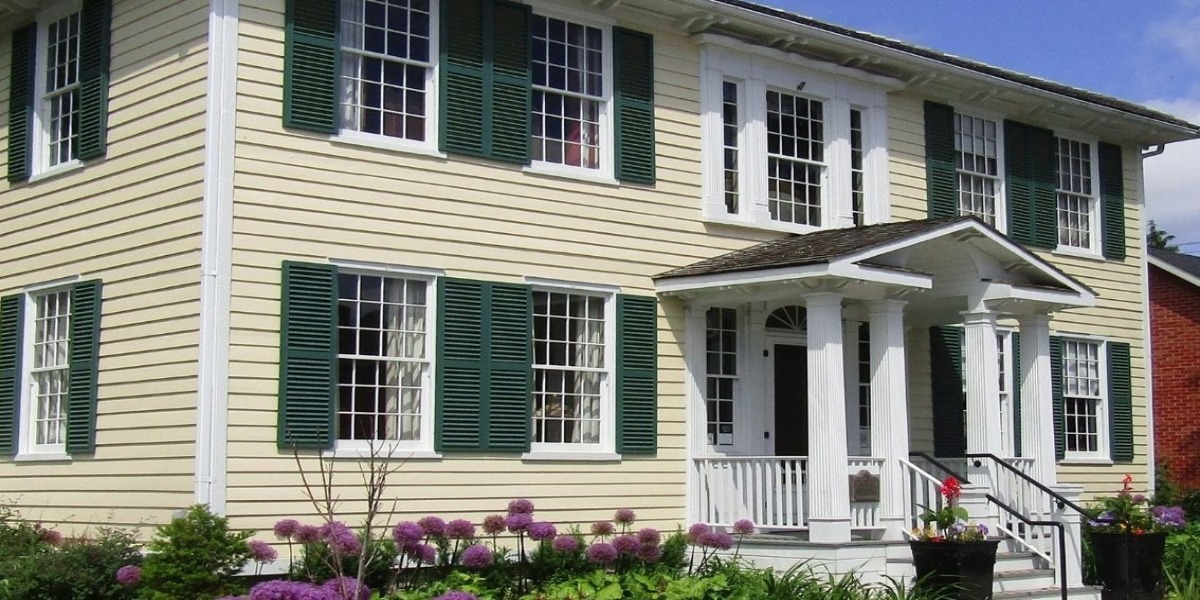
xmin=1150 ymin=248 xmax=1200 ymax=490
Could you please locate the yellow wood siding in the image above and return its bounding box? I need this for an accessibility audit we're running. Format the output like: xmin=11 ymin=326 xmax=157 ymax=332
xmin=0 ymin=0 xmax=210 ymax=532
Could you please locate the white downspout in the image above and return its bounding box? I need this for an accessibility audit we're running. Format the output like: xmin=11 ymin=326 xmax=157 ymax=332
xmin=1138 ymin=147 xmax=1157 ymax=496
xmin=196 ymin=0 xmax=239 ymax=513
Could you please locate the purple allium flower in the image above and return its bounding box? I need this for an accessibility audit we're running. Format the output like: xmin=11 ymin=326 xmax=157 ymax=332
xmin=446 ymin=518 xmax=476 ymax=540
xmin=295 ymin=524 xmax=322 ymax=544
xmin=614 ymin=508 xmax=636 ymax=524
xmin=321 ymin=577 xmax=371 ymax=600
xmin=216 ymin=596 xmax=251 ymax=600
xmin=38 ymin=528 xmax=63 ymax=546
xmin=461 ymin=544 xmax=493 ymax=569
xmin=553 ymin=535 xmax=580 ymax=553
xmin=249 ymin=539 xmax=278 ymax=563
xmin=482 ymin=514 xmax=506 ymax=535
xmin=506 ymin=513 xmax=532 ymax=533
xmin=586 ymin=542 xmax=619 ymax=565
xmin=686 ymin=522 xmax=709 ymax=543
xmin=697 ymin=531 xmax=734 ymax=550
xmin=249 ymin=580 xmax=322 ymax=600
xmin=507 ymin=498 xmax=536 ymax=515
xmin=528 ymin=521 xmax=557 ymax=541
xmin=325 ymin=525 xmax=362 ymax=557
xmin=434 ymin=592 xmax=480 ymax=600
xmin=273 ymin=518 xmax=300 ymax=540
xmin=636 ymin=544 xmax=663 ymax=563
xmin=590 ymin=520 xmax=615 ymax=536
xmin=115 ymin=565 xmax=141 ymax=586
xmin=393 ymin=521 xmax=424 ymax=545
xmin=418 ymin=515 xmax=447 ymax=537
xmin=1132 ymin=494 xmax=1147 ymax=504
xmin=636 ymin=527 xmax=661 ymax=546
xmin=732 ymin=519 xmax=755 ymax=535
xmin=406 ymin=543 xmax=437 ymax=564
xmin=612 ymin=534 xmax=640 ymax=555
xmin=1152 ymin=505 xmax=1187 ymax=528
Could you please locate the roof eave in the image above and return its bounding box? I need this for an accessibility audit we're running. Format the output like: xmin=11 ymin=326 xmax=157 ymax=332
xmin=1149 ymin=255 xmax=1200 ymax=290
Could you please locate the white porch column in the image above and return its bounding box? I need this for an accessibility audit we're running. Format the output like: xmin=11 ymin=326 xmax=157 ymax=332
xmin=868 ymin=299 xmax=909 ymax=539
xmin=843 ymin=319 xmax=861 ymax=454
xmin=1018 ymin=314 xmax=1058 ymax=485
xmin=962 ymin=310 xmax=1003 ymax=481
xmin=804 ymin=292 xmax=852 ymax=542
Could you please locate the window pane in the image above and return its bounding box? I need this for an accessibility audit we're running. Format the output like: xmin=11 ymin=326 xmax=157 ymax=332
xmin=705 ymin=308 xmax=737 ymax=446
xmin=531 ymin=16 xmax=604 ymax=171
xmin=1055 ymin=138 xmax=1095 ymax=249
xmin=955 ymin=114 xmax=999 ymax=225
xmin=340 ymin=0 xmax=431 ymax=141
xmin=766 ymin=91 xmax=825 ymax=226
xmin=533 ymin=291 xmax=608 ymax=445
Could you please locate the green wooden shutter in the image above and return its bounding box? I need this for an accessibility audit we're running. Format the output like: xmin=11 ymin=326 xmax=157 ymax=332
xmin=1108 ymin=341 xmax=1133 ymax=462
xmin=439 ymin=0 xmax=531 ymax=163
xmin=614 ymin=28 xmax=655 ymax=185
xmin=436 ymin=279 xmax=532 ymax=452
xmin=1011 ymin=331 xmax=1021 ymax=457
xmin=1004 ymin=120 xmax=1057 ymax=248
xmin=929 ymin=326 xmax=965 ymax=457
xmin=924 ymin=101 xmax=957 ymax=219
xmin=0 ymin=295 xmax=24 ymax=455
xmin=6 ymin=25 xmax=36 ymax=183
xmin=488 ymin=1 xmax=531 ymax=163
xmin=66 ymin=280 xmax=102 ymax=454
xmin=1098 ymin=142 xmax=1126 ymax=260
xmin=77 ymin=0 xmax=112 ymax=160
xmin=616 ymin=294 xmax=656 ymax=454
xmin=1050 ymin=336 xmax=1064 ymax=461
xmin=284 ymin=0 xmax=341 ymax=133
xmin=277 ymin=261 xmax=338 ymax=449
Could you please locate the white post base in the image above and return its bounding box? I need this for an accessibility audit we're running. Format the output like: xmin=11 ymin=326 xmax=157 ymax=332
xmin=808 ymin=517 xmax=852 ymax=543
xmin=1051 ymin=483 xmax=1085 ymax=588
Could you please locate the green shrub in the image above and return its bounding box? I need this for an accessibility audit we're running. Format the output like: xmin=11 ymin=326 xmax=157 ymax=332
xmin=291 ymin=533 xmax=398 ymax=591
xmin=0 ymin=527 xmax=141 ymax=600
xmin=1165 ymin=522 xmax=1200 ymax=600
xmin=0 ymin=505 xmax=49 ymax=569
xmin=136 ymin=504 xmax=252 ymax=600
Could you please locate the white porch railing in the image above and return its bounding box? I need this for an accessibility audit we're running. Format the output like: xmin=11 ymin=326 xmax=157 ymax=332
xmin=988 ymin=456 xmax=1058 ymax=563
xmin=691 ymin=456 xmax=886 ymax=531
xmin=898 ymin=457 xmax=946 ymax=535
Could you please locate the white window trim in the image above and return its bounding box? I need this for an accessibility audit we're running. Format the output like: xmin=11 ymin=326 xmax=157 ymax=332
xmin=699 ymin=41 xmax=890 ymax=234
xmin=952 ymin=107 xmax=1007 ymax=233
xmin=1058 ymin=336 xmax=1109 ymax=461
xmin=703 ymin=306 xmax=741 ymax=451
xmin=17 ymin=283 xmax=77 ymax=458
xmin=335 ymin=0 xmax=441 ymax=153
xmin=527 ymin=285 xmax=617 ymax=455
xmin=331 ymin=269 xmax=437 ymax=454
xmin=524 ymin=7 xmax=615 ymax=181
xmin=1052 ymin=130 xmax=1102 ymax=257
xmin=31 ymin=0 xmax=84 ymax=177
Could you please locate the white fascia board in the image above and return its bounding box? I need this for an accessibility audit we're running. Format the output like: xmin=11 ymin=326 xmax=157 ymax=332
xmin=1148 ymin=255 xmax=1200 ymax=290
xmin=985 ymin=283 xmax=1096 ymax=308
xmin=655 ymin=263 xmax=828 ymax=294
xmin=829 ymin=262 xmax=932 ymax=289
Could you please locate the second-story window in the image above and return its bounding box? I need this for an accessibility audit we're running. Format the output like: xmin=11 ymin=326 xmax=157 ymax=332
xmin=955 ymin=113 xmax=1001 ymax=227
xmin=1056 ymin=137 xmax=1099 ymax=251
xmin=701 ymin=44 xmax=888 ymax=233
xmin=40 ymin=9 xmax=82 ymax=170
xmin=340 ymin=0 xmax=435 ymax=144
xmin=531 ymin=15 xmax=609 ymax=173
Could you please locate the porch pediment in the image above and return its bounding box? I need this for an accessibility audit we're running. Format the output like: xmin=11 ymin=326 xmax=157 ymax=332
xmin=654 ymin=217 xmax=1095 ymax=313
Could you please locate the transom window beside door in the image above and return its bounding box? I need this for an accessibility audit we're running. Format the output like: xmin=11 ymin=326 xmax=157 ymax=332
xmin=705 ymin=307 xmax=738 ymax=447
xmin=336 ymin=273 xmax=430 ymax=446
xmin=1061 ymin=339 xmax=1104 ymax=457
xmin=532 ymin=291 xmax=611 ymax=448
xmin=955 ymin=113 xmax=1001 ymax=227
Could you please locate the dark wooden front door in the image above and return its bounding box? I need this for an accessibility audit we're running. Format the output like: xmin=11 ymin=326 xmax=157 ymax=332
xmin=773 ymin=344 xmax=808 ymax=456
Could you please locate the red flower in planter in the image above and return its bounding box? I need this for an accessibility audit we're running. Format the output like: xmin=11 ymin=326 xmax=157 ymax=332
xmin=940 ymin=477 xmax=961 ymax=501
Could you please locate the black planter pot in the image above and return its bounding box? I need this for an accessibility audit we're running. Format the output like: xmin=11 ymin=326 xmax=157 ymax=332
xmin=1090 ymin=532 xmax=1167 ymax=600
xmin=909 ymin=539 xmax=1000 ymax=600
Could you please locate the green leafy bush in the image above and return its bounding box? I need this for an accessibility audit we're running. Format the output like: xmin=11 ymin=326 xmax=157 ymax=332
xmin=0 ymin=527 xmax=141 ymax=600
xmin=135 ymin=504 xmax=252 ymax=600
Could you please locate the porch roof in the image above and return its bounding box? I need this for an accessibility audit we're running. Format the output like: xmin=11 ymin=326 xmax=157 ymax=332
xmin=654 ymin=217 xmax=1095 ymax=309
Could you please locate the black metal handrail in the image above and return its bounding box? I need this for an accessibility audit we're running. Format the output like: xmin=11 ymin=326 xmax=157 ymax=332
xmin=908 ymin=451 xmax=972 ymax=485
xmin=986 ymin=492 xmax=1069 ymax=600
xmin=964 ymin=453 xmax=1100 ymax=518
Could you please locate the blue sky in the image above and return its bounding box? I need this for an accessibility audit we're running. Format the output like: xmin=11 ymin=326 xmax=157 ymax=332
xmin=768 ymin=0 xmax=1200 ymax=250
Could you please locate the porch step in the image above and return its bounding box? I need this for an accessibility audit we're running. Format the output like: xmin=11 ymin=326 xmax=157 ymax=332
xmin=994 ymin=568 xmax=1057 ymax=592
xmin=993 ymin=586 xmax=1101 ymax=600
xmin=885 ymin=550 xmax=1045 ymax=576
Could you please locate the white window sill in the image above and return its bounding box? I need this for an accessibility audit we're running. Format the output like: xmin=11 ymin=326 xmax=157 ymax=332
xmin=521 ymin=451 xmax=622 ymax=462
xmin=522 ymin=163 xmax=619 ymax=187
xmin=13 ymin=452 xmax=72 ymax=463
xmin=702 ymin=211 xmax=827 ymax=236
xmin=1058 ymin=457 xmax=1113 ymax=466
xmin=321 ymin=447 xmax=442 ymax=461
xmin=1052 ymin=246 xmax=1105 ymax=262
xmin=329 ymin=132 xmax=446 ymax=160
xmin=27 ymin=160 xmax=84 ymax=184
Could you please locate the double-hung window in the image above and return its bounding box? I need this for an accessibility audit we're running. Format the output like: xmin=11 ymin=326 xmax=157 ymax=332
xmin=704 ymin=307 xmax=737 ymax=447
xmin=39 ymin=7 xmax=82 ymax=171
xmin=702 ymin=42 xmax=889 ymax=232
xmin=531 ymin=290 xmax=612 ymax=450
xmin=955 ymin=113 xmax=1002 ymax=227
xmin=335 ymin=273 xmax=432 ymax=449
xmin=1061 ymin=339 xmax=1105 ymax=458
xmin=339 ymin=0 xmax=437 ymax=146
xmin=22 ymin=290 xmax=72 ymax=454
xmin=1055 ymin=137 xmax=1099 ymax=252
xmin=531 ymin=15 xmax=609 ymax=173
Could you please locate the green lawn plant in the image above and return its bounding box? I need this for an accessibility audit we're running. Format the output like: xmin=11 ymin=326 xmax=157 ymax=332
xmin=134 ymin=504 xmax=253 ymax=600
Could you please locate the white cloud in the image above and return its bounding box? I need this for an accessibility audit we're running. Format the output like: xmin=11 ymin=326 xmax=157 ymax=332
xmin=1146 ymin=16 xmax=1200 ymax=65
xmin=1143 ymin=99 xmax=1200 ymax=245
